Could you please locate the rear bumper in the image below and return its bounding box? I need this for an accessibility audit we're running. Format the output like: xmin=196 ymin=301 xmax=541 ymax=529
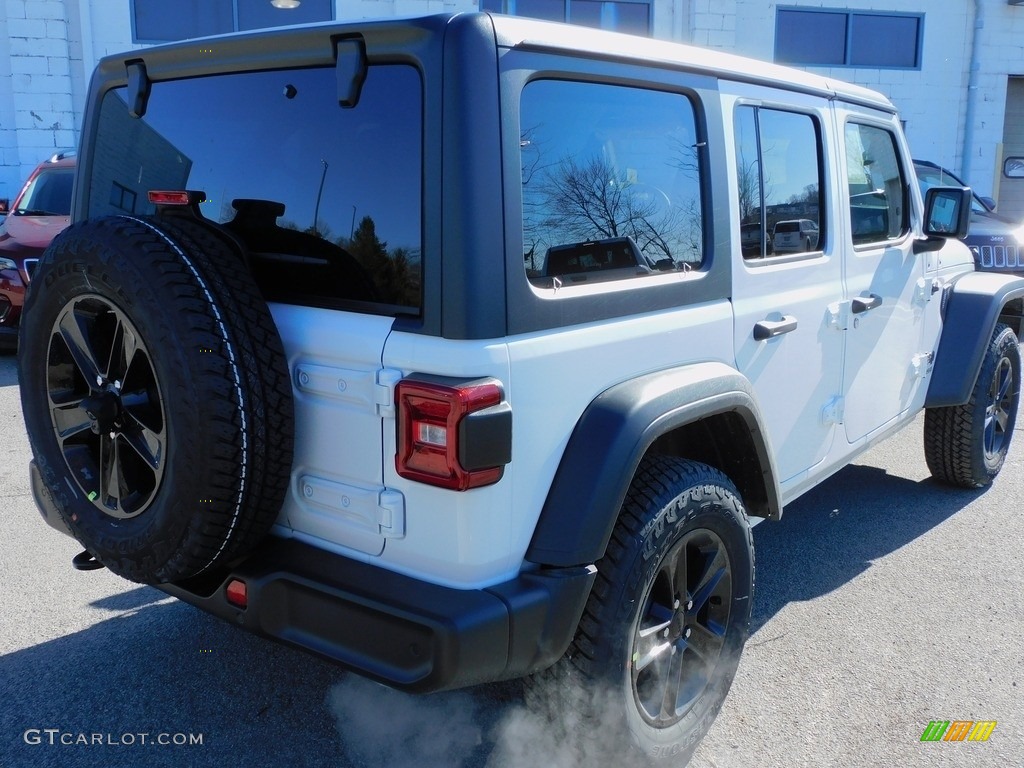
xmin=159 ymin=536 xmax=596 ymax=693
xmin=30 ymin=458 xmax=596 ymax=691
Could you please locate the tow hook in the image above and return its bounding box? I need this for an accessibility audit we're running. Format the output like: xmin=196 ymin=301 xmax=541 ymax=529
xmin=71 ymin=550 xmax=105 ymax=571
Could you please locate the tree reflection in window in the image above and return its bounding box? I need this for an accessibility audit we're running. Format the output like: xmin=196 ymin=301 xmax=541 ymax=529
xmin=520 ymin=80 xmax=704 ymax=283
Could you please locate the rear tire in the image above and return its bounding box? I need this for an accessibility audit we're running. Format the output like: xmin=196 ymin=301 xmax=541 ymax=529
xmin=19 ymin=215 xmax=294 ymax=583
xmin=525 ymin=456 xmax=753 ymax=764
xmin=924 ymin=323 xmax=1020 ymax=488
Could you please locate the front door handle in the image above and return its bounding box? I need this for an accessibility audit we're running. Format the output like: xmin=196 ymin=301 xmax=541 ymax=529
xmin=753 ymin=315 xmax=798 ymax=341
xmin=851 ymin=293 xmax=882 ymax=314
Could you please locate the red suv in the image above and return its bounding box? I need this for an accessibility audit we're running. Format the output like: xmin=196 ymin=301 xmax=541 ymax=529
xmin=0 ymin=152 xmax=74 ymax=351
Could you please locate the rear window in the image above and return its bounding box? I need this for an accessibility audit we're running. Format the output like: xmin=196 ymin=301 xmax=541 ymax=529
xmin=519 ymin=79 xmax=705 ymax=288
xmin=88 ymin=65 xmax=423 ymax=313
xmin=775 ymin=222 xmax=799 ymax=233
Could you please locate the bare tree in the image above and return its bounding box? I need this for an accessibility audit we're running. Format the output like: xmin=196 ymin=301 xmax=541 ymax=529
xmin=530 ymin=154 xmax=693 ymax=263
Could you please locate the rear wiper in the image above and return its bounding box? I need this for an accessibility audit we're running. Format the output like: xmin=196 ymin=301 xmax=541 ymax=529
xmin=14 ymin=209 xmax=64 ymax=216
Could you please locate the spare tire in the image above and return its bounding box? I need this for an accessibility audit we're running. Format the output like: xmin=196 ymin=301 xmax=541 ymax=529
xmin=19 ymin=215 xmax=294 ymax=583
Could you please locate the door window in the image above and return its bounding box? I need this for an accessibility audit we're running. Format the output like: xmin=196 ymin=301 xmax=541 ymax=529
xmin=845 ymin=123 xmax=908 ymax=245
xmin=734 ymin=105 xmax=825 ymax=259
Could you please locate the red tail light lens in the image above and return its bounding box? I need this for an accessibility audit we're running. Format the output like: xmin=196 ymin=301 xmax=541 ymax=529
xmin=396 ymin=378 xmax=510 ymax=490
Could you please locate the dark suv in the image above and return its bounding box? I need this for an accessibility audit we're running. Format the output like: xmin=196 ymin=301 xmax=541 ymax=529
xmin=914 ymin=159 xmax=1024 ymax=273
xmin=0 ymin=152 xmax=74 ymax=351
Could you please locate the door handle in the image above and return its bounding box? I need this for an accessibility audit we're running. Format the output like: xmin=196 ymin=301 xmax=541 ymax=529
xmin=753 ymin=315 xmax=798 ymax=341
xmin=851 ymin=294 xmax=882 ymax=314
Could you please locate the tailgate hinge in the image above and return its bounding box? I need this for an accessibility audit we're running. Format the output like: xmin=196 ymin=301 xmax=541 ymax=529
xmin=376 ymin=489 xmax=405 ymax=538
xmin=375 ymin=368 xmax=402 ymax=418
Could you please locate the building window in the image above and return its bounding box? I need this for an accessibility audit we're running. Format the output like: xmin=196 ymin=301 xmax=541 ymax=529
xmin=132 ymin=0 xmax=334 ymax=43
xmin=775 ymin=8 xmax=923 ymax=69
xmin=109 ymin=182 xmax=137 ymax=213
xmin=481 ymin=0 xmax=651 ymax=35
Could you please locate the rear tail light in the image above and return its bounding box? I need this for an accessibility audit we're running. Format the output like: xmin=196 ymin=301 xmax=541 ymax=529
xmin=396 ymin=377 xmax=512 ymax=491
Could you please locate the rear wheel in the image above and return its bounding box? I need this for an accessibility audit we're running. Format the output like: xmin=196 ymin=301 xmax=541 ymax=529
xmin=19 ymin=215 xmax=294 ymax=583
xmin=526 ymin=456 xmax=753 ymax=764
xmin=924 ymin=323 xmax=1021 ymax=487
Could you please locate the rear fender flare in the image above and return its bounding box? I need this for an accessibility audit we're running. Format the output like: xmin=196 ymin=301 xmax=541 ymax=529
xmin=526 ymin=362 xmax=781 ymax=568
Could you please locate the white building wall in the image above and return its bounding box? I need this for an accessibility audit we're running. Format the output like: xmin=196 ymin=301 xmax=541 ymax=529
xmin=1 ymin=0 xmax=80 ymax=202
xmin=980 ymin=1 xmax=1024 ymax=202
xmin=728 ymin=0 xmax=1023 ymax=200
xmin=1 ymin=0 xmax=1022 ymax=205
xmin=689 ymin=0 xmax=736 ymax=49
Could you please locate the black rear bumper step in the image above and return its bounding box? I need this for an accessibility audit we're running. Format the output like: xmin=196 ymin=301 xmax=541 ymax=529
xmin=157 ymin=536 xmax=596 ymax=693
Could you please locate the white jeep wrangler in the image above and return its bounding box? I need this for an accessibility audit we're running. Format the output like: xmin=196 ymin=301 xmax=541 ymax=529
xmin=19 ymin=13 xmax=1023 ymax=764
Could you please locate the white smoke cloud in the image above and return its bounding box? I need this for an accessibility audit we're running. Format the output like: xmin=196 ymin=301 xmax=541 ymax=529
xmin=327 ymin=673 xmax=652 ymax=768
xmin=327 ymin=676 xmax=483 ymax=768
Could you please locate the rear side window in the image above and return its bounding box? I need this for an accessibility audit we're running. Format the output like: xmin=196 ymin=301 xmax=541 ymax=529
xmin=734 ymin=105 xmax=825 ymax=259
xmin=520 ymin=79 xmax=704 ymax=288
xmin=845 ymin=122 xmax=908 ymax=245
xmin=89 ymin=65 xmax=422 ymax=313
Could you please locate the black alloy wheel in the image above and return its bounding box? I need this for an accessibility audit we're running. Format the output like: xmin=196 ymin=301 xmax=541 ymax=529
xmin=47 ymin=295 xmax=166 ymax=518
xmin=631 ymin=528 xmax=733 ymax=728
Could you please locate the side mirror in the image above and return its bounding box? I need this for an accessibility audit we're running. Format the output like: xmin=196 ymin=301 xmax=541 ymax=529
xmin=915 ymin=186 xmax=972 ymax=254
xmin=924 ymin=186 xmax=972 ymax=238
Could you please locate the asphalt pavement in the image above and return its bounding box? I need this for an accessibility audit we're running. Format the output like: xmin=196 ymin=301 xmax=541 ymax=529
xmin=0 ymin=350 xmax=1021 ymax=768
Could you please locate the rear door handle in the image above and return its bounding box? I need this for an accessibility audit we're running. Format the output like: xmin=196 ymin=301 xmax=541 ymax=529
xmin=851 ymin=294 xmax=882 ymax=314
xmin=753 ymin=315 xmax=798 ymax=341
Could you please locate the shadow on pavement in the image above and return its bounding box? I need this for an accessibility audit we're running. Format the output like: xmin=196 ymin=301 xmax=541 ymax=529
xmin=0 ymin=587 xmax=523 ymax=768
xmin=749 ymin=462 xmax=985 ymax=633
xmin=0 ymin=460 xmax=989 ymax=768
xmin=0 ymin=353 xmax=18 ymax=387
xmin=0 ymin=596 xmax=351 ymax=768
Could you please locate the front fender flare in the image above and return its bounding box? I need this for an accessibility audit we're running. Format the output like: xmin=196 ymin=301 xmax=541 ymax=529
xmin=526 ymin=362 xmax=781 ymax=568
xmin=926 ymin=272 xmax=1024 ymax=408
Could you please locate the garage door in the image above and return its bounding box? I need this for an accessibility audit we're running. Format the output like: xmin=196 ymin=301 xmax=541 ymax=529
xmin=999 ymin=76 xmax=1024 ymax=221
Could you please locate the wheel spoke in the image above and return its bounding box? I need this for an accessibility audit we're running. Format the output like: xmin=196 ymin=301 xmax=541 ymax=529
xmin=684 ymin=621 xmax=725 ymax=667
xmin=635 ymin=604 xmax=673 ymax=673
xmin=121 ymin=413 xmax=164 ymax=470
xmin=658 ymin=643 xmax=686 ymax=722
xmin=50 ymin=400 xmax=92 ymax=439
xmin=690 ymin=547 xmax=727 ymax=613
xmin=57 ymin=309 xmax=103 ymax=385
xmin=105 ymin=317 xmax=141 ymax=384
xmin=98 ymin=433 xmax=120 ymax=509
xmin=995 ymin=363 xmax=1012 ymax=403
xmin=669 ymin=540 xmax=688 ymax=604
